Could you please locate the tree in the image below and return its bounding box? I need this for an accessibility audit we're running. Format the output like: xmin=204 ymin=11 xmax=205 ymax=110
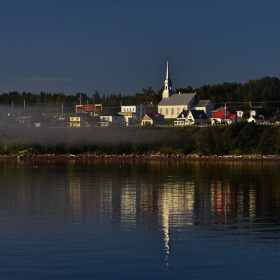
xmin=93 ymin=90 xmax=101 ymax=104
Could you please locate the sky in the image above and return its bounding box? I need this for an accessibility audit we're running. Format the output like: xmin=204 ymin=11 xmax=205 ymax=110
xmin=1 ymin=0 xmax=280 ymax=97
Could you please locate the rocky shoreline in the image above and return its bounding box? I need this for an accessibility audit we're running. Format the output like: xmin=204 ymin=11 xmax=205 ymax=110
xmin=1 ymin=153 xmax=280 ymax=161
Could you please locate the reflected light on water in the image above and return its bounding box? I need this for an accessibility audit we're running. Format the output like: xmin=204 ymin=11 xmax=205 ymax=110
xmin=1 ymin=160 xmax=280 ymax=279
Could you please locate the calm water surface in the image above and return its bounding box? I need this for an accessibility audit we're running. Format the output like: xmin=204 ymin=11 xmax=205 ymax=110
xmin=0 ymin=159 xmax=280 ymax=279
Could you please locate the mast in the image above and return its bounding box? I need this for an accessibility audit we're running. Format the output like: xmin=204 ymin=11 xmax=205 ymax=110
xmin=224 ymin=102 xmax=227 ymax=123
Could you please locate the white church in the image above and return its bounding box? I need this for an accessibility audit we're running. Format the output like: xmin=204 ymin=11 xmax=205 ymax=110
xmin=158 ymin=61 xmax=214 ymax=118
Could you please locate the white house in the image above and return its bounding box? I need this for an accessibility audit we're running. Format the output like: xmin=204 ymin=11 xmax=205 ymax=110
xmin=119 ymin=105 xmax=147 ymax=119
xmin=211 ymin=110 xmax=241 ymax=124
xmin=174 ymin=110 xmax=208 ymax=126
xmin=99 ymin=115 xmax=125 ymax=126
xmin=191 ymin=100 xmax=214 ymax=118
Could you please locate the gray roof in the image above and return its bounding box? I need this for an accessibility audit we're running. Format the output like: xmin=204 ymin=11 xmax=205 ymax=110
xmin=192 ymin=100 xmax=211 ymax=107
xmin=158 ymin=93 xmax=199 ymax=106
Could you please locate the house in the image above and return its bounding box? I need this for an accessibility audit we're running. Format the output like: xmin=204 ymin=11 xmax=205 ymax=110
xmin=174 ymin=110 xmax=208 ymax=126
xmin=191 ymin=100 xmax=214 ymax=118
xmin=158 ymin=60 xmax=213 ymax=118
xmin=236 ymin=109 xmax=244 ymax=118
xmin=141 ymin=113 xmax=165 ymax=126
xmin=17 ymin=113 xmax=48 ymax=128
xmin=67 ymin=116 xmax=91 ymax=127
xmin=247 ymin=115 xmax=270 ymax=124
xmin=75 ymin=104 xmax=102 ymax=116
xmin=249 ymin=101 xmax=263 ymax=117
xmin=119 ymin=105 xmax=147 ymax=119
xmin=99 ymin=115 xmax=126 ymax=126
xmin=124 ymin=117 xmax=136 ymax=126
xmin=211 ymin=110 xmax=241 ymax=125
xmin=227 ymin=114 xmax=241 ymax=124
xmin=212 ymin=106 xmax=237 ymax=117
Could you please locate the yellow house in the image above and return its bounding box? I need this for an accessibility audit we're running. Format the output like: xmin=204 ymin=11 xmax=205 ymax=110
xmin=67 ymin=116 xmax=90 ymax=127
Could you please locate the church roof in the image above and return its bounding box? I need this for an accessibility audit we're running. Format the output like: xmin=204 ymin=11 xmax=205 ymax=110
xmin=193 ymin=100 xmax=211 ymax=107
xmin=158 ymin=93 xmax=199 ymax=106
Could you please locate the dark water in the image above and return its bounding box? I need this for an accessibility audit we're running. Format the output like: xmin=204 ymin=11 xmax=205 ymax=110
xmin=0 ymin=159 xmax=280 ymax=279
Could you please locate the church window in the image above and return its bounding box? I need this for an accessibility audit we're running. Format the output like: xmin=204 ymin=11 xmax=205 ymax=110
xmin=171 ymin=108 xmax=174 ymax=116
xmin=177 ymin=108 xmax=180 ymax=115
xmin=159 ymin=108 xmax=162 ymax=114
xmin=166 ymin=108 xmax=168 ymax=116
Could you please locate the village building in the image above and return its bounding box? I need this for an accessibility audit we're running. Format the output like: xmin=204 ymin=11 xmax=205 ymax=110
xmin=98 ymin=115 xmax=126 ymax=127
xmin=119 ymin=105 xmax=147 ymax=119
xmin=174 ymin=110 xmax=208 ymax=126
xmin=247 ymin=115 xmax=270 ymax=124
xmin=141 ymin=113 xmax=165 ymax=126
xmin=191 ymin=100 xmax=214 ymax=118
xmin=210 ymin=109 xmax=241 ymax=125
xmin=67 ymin=115 xmax=91 ymax=127
xmin=17 ymin=113 xmax=49 ymax=128
xmin=75 ymin=103 xmax=102 ymax=116
xmin=158 ymin=60 xmax=214 ymax=118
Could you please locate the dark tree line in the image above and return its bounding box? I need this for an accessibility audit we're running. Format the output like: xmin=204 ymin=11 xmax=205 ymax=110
xmin=0 ymin=87 xmax=162 ymax=109
xmin=196 ymin=76 xmax=280 ymax=111
xmin=1 ymin=76 xmax=280 ymax=112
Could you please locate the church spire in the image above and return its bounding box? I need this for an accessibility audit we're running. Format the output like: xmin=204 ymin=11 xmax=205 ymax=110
xmin=162 ymin=59 xmax=173 ymax=98
xmin=166 ymin=60 xmax=170 ymax=79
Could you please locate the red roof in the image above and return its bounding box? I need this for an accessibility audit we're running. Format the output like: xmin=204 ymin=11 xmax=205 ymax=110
xmin=212 ymin=110 xmax=228 ymax=119
xmin=228 ymin=114 xmax=237 ymax=120
xmin=141 ymin=113 xmax=163 ymax=121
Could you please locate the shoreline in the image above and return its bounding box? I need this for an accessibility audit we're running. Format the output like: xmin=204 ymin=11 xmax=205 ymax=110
xmin=1 ymin=153 xmax=280 ymax=161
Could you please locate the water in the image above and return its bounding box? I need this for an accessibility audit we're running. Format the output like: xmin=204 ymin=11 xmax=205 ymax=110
xmin=0 ymin=159 xmax=280 ymax=279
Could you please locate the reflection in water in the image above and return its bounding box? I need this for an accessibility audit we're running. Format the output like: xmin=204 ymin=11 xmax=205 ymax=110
xmin=1 ymin=159 xmax=280 ymax=279
xmin=2 ymin=160 xmax=280 ymax=230
xmin=1 ymin=160 xmax=280 ymax=229
xmin=121 ymin=183 xmax=136 ymax=228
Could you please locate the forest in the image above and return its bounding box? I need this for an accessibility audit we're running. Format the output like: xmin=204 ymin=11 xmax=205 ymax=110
xmin=1 ymin=76 xmax=280 ymax=115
